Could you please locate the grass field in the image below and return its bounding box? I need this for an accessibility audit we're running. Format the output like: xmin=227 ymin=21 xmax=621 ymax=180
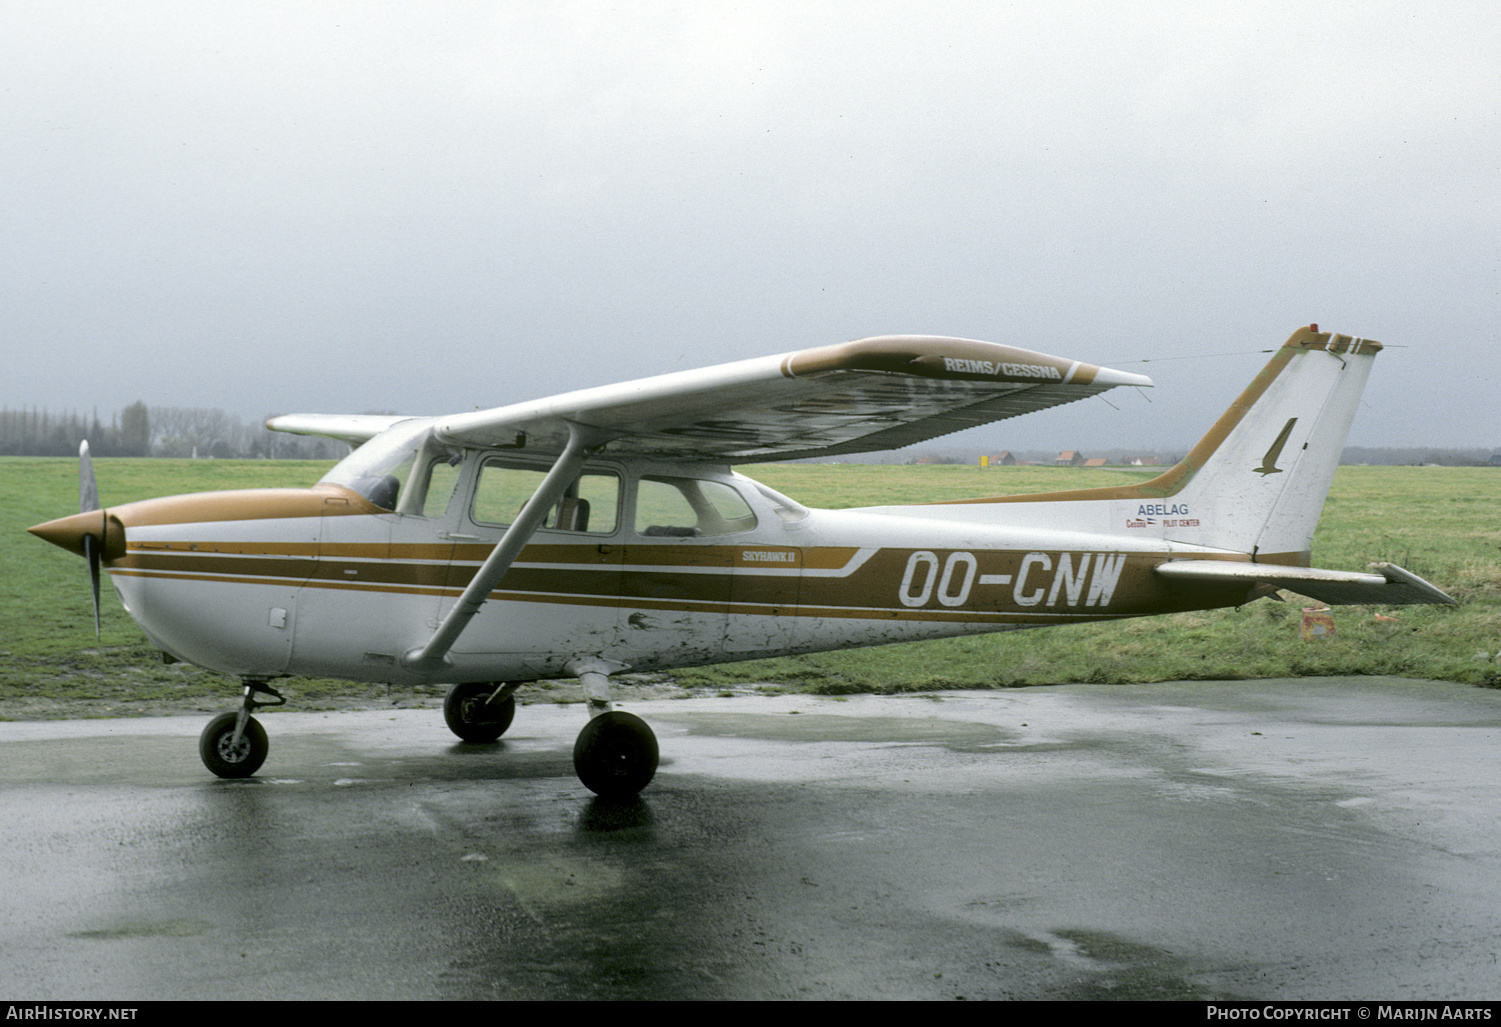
xmin=4 ymin=457 xmax=1498 ymax=718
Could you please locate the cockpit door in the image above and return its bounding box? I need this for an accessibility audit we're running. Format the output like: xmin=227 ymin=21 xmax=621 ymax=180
xmin=440 ymin=456 xmax=624 ymax=671
xmin=290 ymin=447 xmax=465 ymax=679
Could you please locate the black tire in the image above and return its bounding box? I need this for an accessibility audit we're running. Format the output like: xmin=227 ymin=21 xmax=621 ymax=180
xmin=573 ymin=711 xmax=658 ymax=796
xmin=199 ymin=711 xmax=268 ymax=778
xmin=444 ymin=683 xmax=517 ymax=743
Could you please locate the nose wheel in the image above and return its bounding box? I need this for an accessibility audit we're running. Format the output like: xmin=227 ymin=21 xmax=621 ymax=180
xmin=443 ymin=682 xmax=518 ymax=743
xmin=199 ymin=680 xmax=283 ymax=778
xmin=200 ymin=712 xmax=268 ymax=778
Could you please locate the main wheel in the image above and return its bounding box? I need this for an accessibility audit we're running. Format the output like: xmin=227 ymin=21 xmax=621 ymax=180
xmin=444 ymin=682 xmax=517 ymax=743
xmin=199 ymin=711 xmax=268 ymax=778
xmin=573 ymin=711 xmax=658 ymax=796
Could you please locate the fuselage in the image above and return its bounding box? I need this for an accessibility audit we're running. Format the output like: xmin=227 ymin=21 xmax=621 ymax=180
xmin=61 ymin=451 xmax=1250 ymax=684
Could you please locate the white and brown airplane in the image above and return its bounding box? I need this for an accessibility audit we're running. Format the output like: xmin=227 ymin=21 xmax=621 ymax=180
xmin=30 ymin=325 xmax=1454 ymax=795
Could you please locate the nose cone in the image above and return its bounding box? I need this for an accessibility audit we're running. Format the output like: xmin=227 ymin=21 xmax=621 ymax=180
xmin=29 ymin=511 xmax=92 ymax=557
xmin=29 ymin=510 xmax=126 ymax=560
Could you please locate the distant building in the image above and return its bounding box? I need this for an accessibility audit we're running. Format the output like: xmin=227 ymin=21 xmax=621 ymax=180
xmin=1056 ymin=450 xmax=1086 ymax=466
xmin=1083 ymin=457 xmax=1109 ymax=467
xmin=982 ymin=451 xmax=1019 ymax=467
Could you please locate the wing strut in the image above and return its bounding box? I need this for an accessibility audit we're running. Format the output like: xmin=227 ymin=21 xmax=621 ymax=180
xmin=401 ymin=422 xmax=607 ymax=673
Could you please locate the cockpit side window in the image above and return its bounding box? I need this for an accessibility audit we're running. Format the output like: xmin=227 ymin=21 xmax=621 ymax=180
xmin=396 ymin=449 xmax=464 ymax=518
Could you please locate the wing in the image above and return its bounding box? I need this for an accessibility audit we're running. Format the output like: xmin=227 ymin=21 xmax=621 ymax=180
xmin=429 ymin=335 xmax=1152 ymax=461
xmin=265 ymin=414 xmax=416 ymax=447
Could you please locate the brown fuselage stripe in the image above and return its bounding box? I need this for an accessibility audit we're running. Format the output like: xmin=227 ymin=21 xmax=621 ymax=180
xmin=111 ymin=542 xmax=1252 ymax=622
xmin=107 ymin=566 xmax=1161 ymax=624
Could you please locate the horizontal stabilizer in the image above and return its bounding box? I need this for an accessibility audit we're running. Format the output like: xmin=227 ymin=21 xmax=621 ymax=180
xmin=1155 ymin=560 xmax=1457 ymax=606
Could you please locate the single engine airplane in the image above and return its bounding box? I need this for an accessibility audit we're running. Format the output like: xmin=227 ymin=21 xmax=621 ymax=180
xmin=30 ymin=325 xmax=1455 ymax=795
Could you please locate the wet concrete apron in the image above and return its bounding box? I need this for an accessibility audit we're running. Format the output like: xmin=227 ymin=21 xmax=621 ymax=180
xmin=1 ymin=677 xmax=1497 ymax=1000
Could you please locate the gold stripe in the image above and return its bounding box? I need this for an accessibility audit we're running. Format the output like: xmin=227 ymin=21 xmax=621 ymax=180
xmin=783 ymin=335 xmax=1100 ymax=384
xmin=110 ymin=568 xmax=314 ymax=590
xmin=111 ymin=484 xmax=379 ymax=528
xmin=127 ymin=541 xmax=322 ymax=557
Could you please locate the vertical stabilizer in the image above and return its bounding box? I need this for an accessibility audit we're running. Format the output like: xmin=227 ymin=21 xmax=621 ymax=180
xmin=1137 ymin=327 xmax=1381 ymax=564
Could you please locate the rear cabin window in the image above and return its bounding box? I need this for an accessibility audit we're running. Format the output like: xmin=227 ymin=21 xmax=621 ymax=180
xmin=472 ymin=460 xmax=620 ymax=534
xmin=635 ymin=477 xmax=757 ymax=537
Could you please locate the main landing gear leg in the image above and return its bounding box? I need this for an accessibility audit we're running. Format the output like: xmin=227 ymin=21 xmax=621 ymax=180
xmin=199 ymin=680 xmax=285 ymax=779
xmin=567 ymin=658 xmax=658 ymax=797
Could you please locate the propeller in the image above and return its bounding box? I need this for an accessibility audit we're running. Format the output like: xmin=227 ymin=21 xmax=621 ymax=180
xmin=79 ymin=441 xmax=102 ymax=639
xmin=28 ymin=441 xmax=127 ymax=638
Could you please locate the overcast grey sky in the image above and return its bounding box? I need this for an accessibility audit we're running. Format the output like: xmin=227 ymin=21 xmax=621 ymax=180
xmin=5 ymin=1 xmax=1497 ymax=453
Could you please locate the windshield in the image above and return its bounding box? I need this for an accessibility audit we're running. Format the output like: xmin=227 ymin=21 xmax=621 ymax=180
xmin=318 ymin=419 xmax=444 ymax=510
